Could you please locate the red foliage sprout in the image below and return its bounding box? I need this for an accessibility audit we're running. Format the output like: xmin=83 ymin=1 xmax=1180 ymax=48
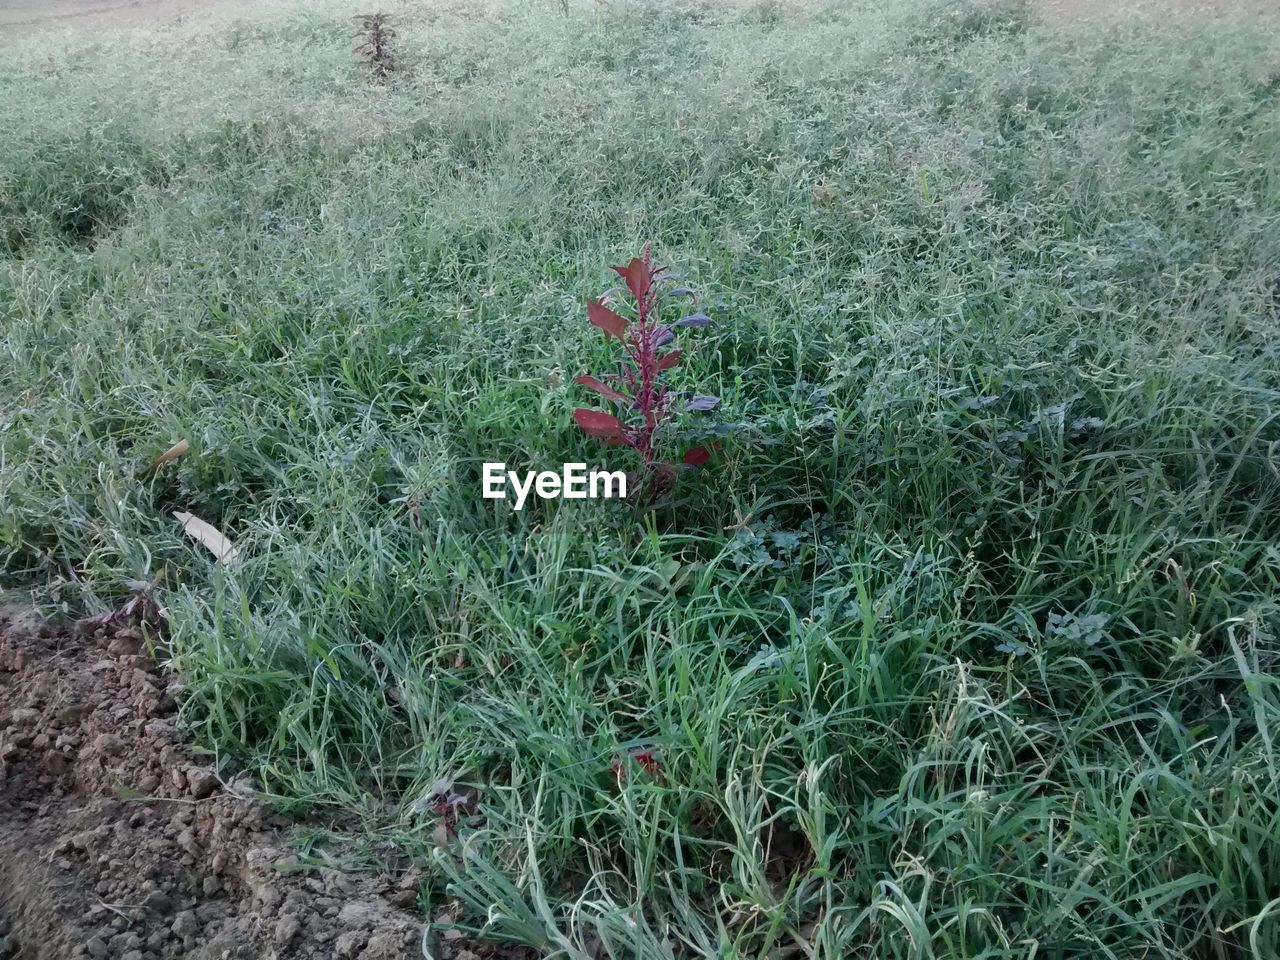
xmin=572 ymin=244 xmax=720 ymax=501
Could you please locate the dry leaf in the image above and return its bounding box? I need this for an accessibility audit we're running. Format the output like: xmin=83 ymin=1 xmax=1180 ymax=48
xmin=149 ymin=439 xmax=189 ymax=472
xmin=431 ymin=821 xmax=451 ymax=847
xmin=173 ymin=511 xmax=241 ymax=566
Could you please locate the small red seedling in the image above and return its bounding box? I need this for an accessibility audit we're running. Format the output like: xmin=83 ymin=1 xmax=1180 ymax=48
xmin=353 ymin=13 xmax=397 ymax=80
xmin=414 ymin=779 xmax=477 ymax=844
xmin=81 ymin=587 xmax=165 ymax=635
xmin=611 ymin=746 xmax=665 ymax=785
xmin=572 ymin=244 xmax=721 ymax=502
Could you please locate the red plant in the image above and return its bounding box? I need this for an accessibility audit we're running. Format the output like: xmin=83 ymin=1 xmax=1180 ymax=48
xmin=353 ymin=13 xmax=397 ymax=80
xmin=81 ymin=587 xmax=165 ymax=635
xmin=572 ymin=244 xmax=719 ymax=501
xmin=610 ymin=746 xmax=665 ymax=785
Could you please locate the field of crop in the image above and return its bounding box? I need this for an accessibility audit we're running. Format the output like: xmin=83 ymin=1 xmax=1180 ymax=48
xmin=3 ymin=0 xmax=1280 ymax=956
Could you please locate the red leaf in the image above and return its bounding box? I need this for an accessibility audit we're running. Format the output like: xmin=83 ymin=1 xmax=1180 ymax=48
xmin=683 ymin=445 xmax=711 ymax=466
xmin=611 ymin=257 xmax=650 ymax=303
xmin=587 ymin=299 xmax=627 ymax=340
xmin=574 ymin=375 xmax=627 ymax=403
xmin=628 ymin=257 xmax=651 ymax=302
xmin=573 ymin=408 xmax=624 ymax=439
xmin=656 ymin=349 xmax=683 ymax=371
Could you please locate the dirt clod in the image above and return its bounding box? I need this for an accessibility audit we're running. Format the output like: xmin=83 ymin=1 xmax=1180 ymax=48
xmin=0 ymin=607 xmax=426 ymax=960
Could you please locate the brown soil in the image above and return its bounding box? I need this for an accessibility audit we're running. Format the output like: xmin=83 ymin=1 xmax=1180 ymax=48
xmin=0 ymin=605 xmax=431 ymax=960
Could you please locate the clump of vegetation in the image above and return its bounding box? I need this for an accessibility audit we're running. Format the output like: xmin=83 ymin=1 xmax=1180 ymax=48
xmin=353 ymin=12 xmax=397 ymax=80
xmin=572 ymin=243 xmax=719 ymax=503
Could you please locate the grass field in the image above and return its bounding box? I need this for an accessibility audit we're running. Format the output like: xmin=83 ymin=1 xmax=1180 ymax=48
xmin=3 ymin=0 xmax=1280 ymax=956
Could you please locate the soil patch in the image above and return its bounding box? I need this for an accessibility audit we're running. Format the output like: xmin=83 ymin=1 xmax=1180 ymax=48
xmin=0 ymin=606 xmax=428 ymax=960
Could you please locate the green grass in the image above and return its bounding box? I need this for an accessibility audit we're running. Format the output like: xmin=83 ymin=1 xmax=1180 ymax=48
xmin=3 ymin=0 xmax=1280 ymax=955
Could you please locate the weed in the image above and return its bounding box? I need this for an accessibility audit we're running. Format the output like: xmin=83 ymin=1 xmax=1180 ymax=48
xmin=573 ymin=244 xmax=720 ymax=502
xmin=353 ymin=13 xmax=397 ymax=80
